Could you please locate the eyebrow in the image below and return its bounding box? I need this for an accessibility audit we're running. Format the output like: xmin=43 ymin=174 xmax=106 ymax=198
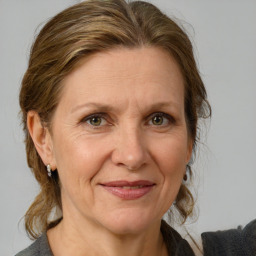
xmin=70 ymin=101 xmax=180 ymax=114
xmin=144 ymin=101 xmax=179 ymax=112
xmin=70 ymin=102 xmax=115 ymax=113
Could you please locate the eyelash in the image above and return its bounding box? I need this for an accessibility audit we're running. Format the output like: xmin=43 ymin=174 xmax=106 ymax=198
xmin=80 ymin=112 xmax=174 ymax=129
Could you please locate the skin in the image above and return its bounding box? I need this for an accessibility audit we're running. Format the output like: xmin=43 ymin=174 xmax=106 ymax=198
xmin=28 ymin=47 xmax=192 ymax=256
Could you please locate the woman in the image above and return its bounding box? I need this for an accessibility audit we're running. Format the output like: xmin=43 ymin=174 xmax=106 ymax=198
xmin=17 ymin=0 xmax=210 ymax=255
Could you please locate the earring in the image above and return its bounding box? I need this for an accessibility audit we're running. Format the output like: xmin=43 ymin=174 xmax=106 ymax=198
xmin=182 ymin=164 xmax=191 ymax=184
xmin=46 ymin=164 xmax=52 ymax=177
xmin=183 ymin=173 xmax=188 ymax=182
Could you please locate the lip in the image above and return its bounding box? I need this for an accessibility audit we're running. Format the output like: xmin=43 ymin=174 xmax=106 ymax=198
xmin=100 ymin=180 xmax=155 ymax=200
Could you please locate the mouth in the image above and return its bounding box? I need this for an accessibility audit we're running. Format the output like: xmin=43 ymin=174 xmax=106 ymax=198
xmin=99 ymin=180 xmax=155 ymax=200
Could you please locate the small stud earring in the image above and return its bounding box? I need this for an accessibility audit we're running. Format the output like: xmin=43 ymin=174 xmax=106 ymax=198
xmin=47 ymin=164 xmax=52 ymax=177
xmin=182 ymin=164 xmax=191 ymax=185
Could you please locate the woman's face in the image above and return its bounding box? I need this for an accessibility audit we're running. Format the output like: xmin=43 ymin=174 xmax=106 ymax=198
xmin=48 ymin=47 xmax=192 ymax=234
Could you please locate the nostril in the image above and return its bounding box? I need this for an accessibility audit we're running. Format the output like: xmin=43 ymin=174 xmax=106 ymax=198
xmin=127 ymin=165 xmax=135 ymax=171
xmin=114 ymin=157 xmax=146 ymax=171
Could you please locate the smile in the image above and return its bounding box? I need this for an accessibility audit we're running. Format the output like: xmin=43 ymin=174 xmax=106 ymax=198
xmin=100 ymin=180 xmax=155 ymax=200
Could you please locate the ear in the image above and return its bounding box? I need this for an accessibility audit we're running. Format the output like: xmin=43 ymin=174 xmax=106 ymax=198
xmin=27 ymin=111 xmax=56 ymax=170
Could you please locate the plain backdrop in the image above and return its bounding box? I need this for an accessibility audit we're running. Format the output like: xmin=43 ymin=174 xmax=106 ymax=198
xmin=0 ymin=0 xmax=255 ymax=255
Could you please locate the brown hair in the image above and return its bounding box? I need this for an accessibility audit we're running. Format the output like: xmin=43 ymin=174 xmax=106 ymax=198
xmin=20 ymin=0 xmax=211 ymax=239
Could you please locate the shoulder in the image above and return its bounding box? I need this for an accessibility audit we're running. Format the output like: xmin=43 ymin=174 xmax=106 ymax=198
xmin=15 ymin=233 xmax=53 ymax=256
xmin=201 ymin=219 xmax=256 ymax=256
xmin=161 ymin=220 xmax=195 ymax=256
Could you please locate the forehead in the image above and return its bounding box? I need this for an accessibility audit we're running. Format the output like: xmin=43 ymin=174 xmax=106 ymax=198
xmin=59 ymin=47 xmax=184 ymax=112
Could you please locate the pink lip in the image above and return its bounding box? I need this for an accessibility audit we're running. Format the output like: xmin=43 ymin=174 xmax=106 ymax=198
xmin=100 ymin=180 xmax=155 ymax=200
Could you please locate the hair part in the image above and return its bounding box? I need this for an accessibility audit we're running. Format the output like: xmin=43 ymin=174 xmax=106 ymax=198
xmin=20 ymin=0 xmax=211 ymax=239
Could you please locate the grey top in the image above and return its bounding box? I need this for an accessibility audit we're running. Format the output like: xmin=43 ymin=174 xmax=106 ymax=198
xmin=202 ymin=219 xmax=256 ymax=256
xmin=15 ymin=232 xmax=53 ymax=256
xmin=15 ymin=219 xmax=256 ymax=256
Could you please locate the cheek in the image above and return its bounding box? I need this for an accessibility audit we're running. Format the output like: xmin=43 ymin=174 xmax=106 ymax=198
xmin=153 ymin=136 xmax=188 ymax=172
xmin=151 ymin=135 xmax=188 ymax=193
xmin=52 ymin=133 xmax=111 ymax=187
xmin=149 ymin=137 xmax=188 ymax=213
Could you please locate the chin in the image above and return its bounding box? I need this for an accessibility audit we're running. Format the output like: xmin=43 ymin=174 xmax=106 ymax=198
xmin=100 ymin=208 xmax=159 ymax=235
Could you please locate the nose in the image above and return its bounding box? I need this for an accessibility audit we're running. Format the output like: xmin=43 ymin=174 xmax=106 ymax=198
xmin=111 ymin=126 xmax=148 ymax=171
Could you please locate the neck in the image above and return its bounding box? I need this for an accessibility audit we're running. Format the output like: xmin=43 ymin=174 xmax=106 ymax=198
xmin=47 ymin=217 xmax=168 ymax=256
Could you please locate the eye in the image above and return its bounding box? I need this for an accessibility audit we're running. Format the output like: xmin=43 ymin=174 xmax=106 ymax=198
xmin=152 ymin=115 xmax=164 ymax=125
xmin=82 ymin=114 xmax=108 ymax=127
xmin=88 ymin=116 xmax=103 ymax=126
xmin=148 ymin=113 xmax=172 ymax=126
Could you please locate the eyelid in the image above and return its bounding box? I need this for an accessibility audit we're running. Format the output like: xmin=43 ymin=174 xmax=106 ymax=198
xmin=81 ymin=112 xmax=106 ymax=121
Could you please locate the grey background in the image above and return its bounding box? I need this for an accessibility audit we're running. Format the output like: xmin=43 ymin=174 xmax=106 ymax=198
xmin=0 ymin=0 xmax=255 ymax=255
